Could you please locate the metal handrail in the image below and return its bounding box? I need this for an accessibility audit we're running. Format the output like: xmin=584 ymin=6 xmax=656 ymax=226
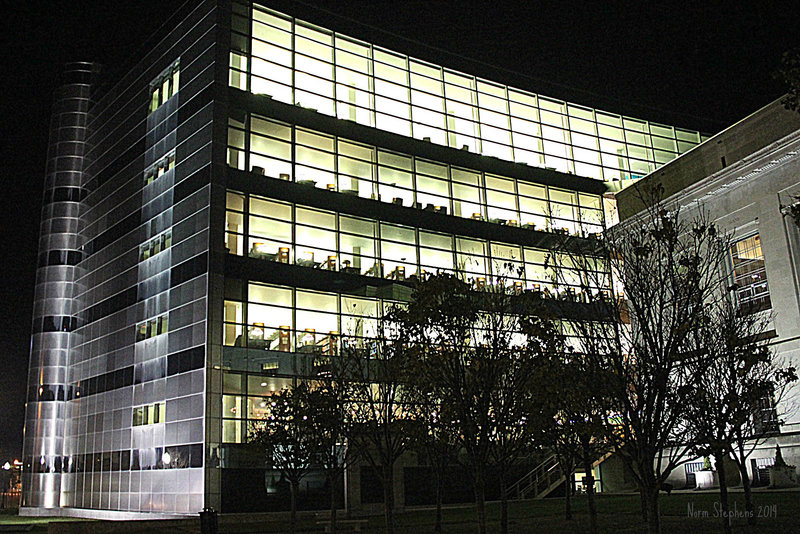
xmin=508 ymin=455 xmax=562 ymax=500
xmin=508 ymin=450 xmax=613 ymax=500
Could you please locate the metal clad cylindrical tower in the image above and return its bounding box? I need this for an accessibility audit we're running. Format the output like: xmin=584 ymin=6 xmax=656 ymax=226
xmin=22 ymin=62 xmax=98 ymax=510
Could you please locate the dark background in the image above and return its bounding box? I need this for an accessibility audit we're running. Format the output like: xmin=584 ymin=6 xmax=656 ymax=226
xmin=1 ymin=0 xmax=799 ymax=461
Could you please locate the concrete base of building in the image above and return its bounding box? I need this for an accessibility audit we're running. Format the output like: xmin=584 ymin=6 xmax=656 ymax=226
xmin=19 ymin=506 xmax=194 ymax=521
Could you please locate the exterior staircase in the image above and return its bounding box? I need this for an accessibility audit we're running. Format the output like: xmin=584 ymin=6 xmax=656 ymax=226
xmin=507 ymin=455 xmax=564 ymax=500
xmin=507 ymin=450 xmax=616 ymax=500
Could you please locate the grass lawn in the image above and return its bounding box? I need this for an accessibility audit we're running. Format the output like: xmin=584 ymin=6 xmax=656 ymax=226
xmin=0 ymin=509 xmax=71 ymax=532
xmin=385 ymin=492 xmax=800 ymax=534
xmin=2 ymin=491 xmax=798 ymax=533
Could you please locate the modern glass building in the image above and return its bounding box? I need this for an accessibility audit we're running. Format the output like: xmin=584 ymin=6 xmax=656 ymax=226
xmin=22 ymin=0 xmax=703 ymax=518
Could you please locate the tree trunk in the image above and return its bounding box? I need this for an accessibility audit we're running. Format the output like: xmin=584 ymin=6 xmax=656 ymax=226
xmin=714 ymin=452 xmax=732 ymax=534
xmin=289 ymin=479 xmax=298 ymax=534
xmin=382 ymin=463 xmax=395 ymax=534
xmin=330 ymin=472 xmax=338 ymax=534
xmin=473 ymin=467 xmax=488 ymax=534
xmin=564 ymin=465 xmax=573 ymax=521
xmin=434 ymin=463 xmax=444 ymax=533
xmin=634 ymin=459 xmax=659 ymax=533
xmin=639 ymin=485 xmax=649 ymax=524
xmin=736 ymin=443 xmax=756 ymax=525
xmin=499 ymin=468 xmax=509 ymax=534
xmin=583 ymin=456 xmax=598 ymax=534
xmin=645 ymin=488 xmax=661 ymax=534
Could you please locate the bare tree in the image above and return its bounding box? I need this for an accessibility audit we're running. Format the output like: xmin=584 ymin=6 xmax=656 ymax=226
xmin=491 ymin=297 xmax=561 ymax=534
xmin=684 ymin=288 xmax=797 ymax=532
xmin=407 ymin=357 xmax=460 ymax=534
xmin=611 ymin=201 xmax=730 ymax=534
xmin=730 ymin=374 xmax=797 ymax=527
xmin=774 ymin=46 xmax=800 ymax=113
xmin=535 ymin=278 xmax=616 ymax=526
xmin=549 ymin=185 xmax=731 ymax=534
xmin=308 ymin=362 xmax=359 ymax=534
xmin=338 ymin=310 xmax=419 ymax=534
xmin=541 ymin=346 xmax=614 ymax=534
xmin=545 ymin=228 xmax=624 ymax=532
xmin=404 ymin=271 xmax=559 ymax=534
xmin=545 ymin=414 xmax=580 ymax=521
xmin=249 ymin=383 xmax=317 ymax=534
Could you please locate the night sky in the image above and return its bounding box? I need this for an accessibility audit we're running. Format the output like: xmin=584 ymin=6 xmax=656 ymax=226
xmin=1 ymin=0 xmax=798 ymax=460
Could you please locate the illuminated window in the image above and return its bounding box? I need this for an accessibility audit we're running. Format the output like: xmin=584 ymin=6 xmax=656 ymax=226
xmin=143 ymin=152 xmax=176 ymax=185
xmin=139 ymin=231 xmax=172 ymax=261
xmin=730 ymin=234 xmax=771 ymax=313
xmin=754 ymin=393 xmax=779 ymax=435
xmin=148 ymin=60 xmax=180 ymax=113
xmin=132 ymin=402 xmax=166 ymax=426
xmin=231 ymin=7 xmax=705 ymax=181
xmin=136 ymin=313 xmax=169 ymax=342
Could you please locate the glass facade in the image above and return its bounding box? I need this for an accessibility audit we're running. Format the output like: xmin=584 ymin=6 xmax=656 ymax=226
xmin=229 ymin=1 xmax=706 ymax=183
xmin=219 ymin=5 xmax=622 ymax=510
xmin=225 ymin=191 xmax=608 ymax=296
xmin=219 ymin=281 xmax=604 ymax=444
xmin=228 ymin=115 xmax=605 ymax=236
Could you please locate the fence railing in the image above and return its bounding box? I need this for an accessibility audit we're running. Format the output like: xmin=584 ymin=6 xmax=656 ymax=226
xmin=508 ymin=455 xmax=563 ymax=500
